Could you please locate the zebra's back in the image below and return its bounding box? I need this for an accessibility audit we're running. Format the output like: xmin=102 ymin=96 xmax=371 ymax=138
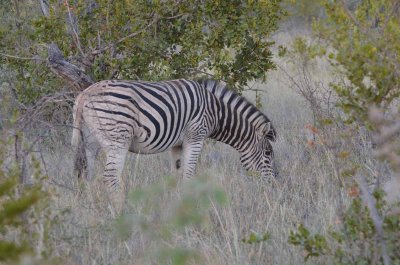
xmin=78 ymin=79 xmax=212 ymax=154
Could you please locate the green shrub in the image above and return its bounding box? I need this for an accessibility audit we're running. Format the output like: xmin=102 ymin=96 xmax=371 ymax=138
xmin=0 ymin=136 xmax=55 ymax=264
xmin=289 ymin=188 xmax=400 ymax=264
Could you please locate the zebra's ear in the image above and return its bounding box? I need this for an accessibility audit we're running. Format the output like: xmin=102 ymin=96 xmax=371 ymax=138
xmin=266 ymin=123 xmax=276 ymax=142
xmin=256 ymin=122 xmax=271 ymax=141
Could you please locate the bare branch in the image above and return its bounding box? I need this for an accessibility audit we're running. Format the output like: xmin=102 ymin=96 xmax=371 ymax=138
xmin=48 ymin=178 xmax=76 ymax=192
xmin=356 ymin=174 xmax=391 ymax=265
xmin=0 ymin=52 xmax=44 ymax=61
xmin=39 ymin=0 xmax=50 ymax=17
xmin=47 ymin=43 xmax=94 ymax=90
xmin=162 ymin=13 xmax=187 ymax=20
xmin=382 ymin=1 xmax=400 ymax=30
xmin=243 ymin=88 xmax=269 ymax=94
xmin=339 ymin=0 xmax=369 ymax=35
xmin=65 ymin=0 xmax=85 ymax=56
xmin=91 ymin=14 xmax=158 ymax=56
xmin=276 ymin=64 xmax=307 ymax=96
xmin=187 ymin=68 xmax=215 ymax=78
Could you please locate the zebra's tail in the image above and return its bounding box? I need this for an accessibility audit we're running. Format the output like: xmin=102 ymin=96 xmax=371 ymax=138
xmin=71 ymin=94 xmax=87 ymax=179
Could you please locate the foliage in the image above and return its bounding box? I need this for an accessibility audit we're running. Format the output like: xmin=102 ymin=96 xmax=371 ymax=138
xmin=0 ymin=136 xmax=55 ymax=264
xmin=241 ymin=231 xmax=270 ymax=244
xmin=289 ymin=189 xmax=400 ymax=264
xmin=288 ymin=224 xmax=328 ymax=261
xmin=316 ymin=0 xmax=400 ymax=124
xmin=116 ymin=175 xmax=227 ymax=265
xmin=282 ymin=0 xmax=323 ymax=23
xmin=0 ymin=0 xmax=285 ymax=106
xmin=283 ymin=1 xmax=400 ymax=264
xmin=0 ymin=1 xmax=63 ymax=106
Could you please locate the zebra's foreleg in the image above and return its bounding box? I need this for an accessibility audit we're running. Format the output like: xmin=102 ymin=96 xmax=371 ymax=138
xmin=182 ymin=140 xmax=205 ymax=179
xmin=170 ymin=145 xmax=183 ymax=176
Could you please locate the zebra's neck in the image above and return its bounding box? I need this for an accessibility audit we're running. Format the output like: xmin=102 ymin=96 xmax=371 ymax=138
xmin=202 ymin=80 xmax=266 ymax=152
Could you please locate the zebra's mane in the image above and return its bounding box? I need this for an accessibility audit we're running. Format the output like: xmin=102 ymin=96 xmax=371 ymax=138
xmin=199 ymin=79 xmax=276 ymax=141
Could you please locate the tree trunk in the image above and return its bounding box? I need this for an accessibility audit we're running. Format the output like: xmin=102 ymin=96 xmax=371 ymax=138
xmin=47 ymin=43 xmax=94 ymax=90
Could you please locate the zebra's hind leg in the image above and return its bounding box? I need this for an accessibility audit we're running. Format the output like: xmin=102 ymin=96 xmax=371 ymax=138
xmin=103 ymin=148 xmax=128 ymax=189
xmin=102 ymin=147 xmax=129 ymax=215
xmin=170 ymin=145 xmax=183 ymax=176
xmin=85 ymin=141 xmax=101 ymax=181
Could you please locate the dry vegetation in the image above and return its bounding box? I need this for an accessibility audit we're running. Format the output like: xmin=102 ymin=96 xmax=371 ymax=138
xmin=1 ymin=0 xmax=399 ymax=263
xmin=2 ymin=18 xmax=398 ymax=263
xmin=24 ymin=34 xmax=386 ymax=264
xmin=42 ymin=86 xmax=333 ymax=265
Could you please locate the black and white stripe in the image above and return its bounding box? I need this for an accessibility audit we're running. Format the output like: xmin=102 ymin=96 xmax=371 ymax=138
xmin=71 ymin=79 xmax=276 ymax=189
xmin=200 ymin=80 xmax=276 ymax=177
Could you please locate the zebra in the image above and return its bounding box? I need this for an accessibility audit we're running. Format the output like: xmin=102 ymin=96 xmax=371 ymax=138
xmin=71 ymin=79 xmax=277 ymax=189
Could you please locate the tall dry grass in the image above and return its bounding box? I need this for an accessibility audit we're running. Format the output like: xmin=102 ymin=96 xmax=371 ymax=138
xmin=38 ymin=72 xmax=384 ymax=265
xmin=13 ymin=29 xmax=389 ymax=265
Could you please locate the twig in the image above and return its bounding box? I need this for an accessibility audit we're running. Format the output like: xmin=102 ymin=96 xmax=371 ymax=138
xmin=48 ymin=178 xmax=76 ymax=192
xmin=65 ymin=0 xmax=85 ymax=56
xmin=339 ymin=0 xmax=369 ymax=35
xmin=0 ymin=52 xmax=44 ymax=61
xmin=187 ymin=68 xmax=216 ymax=78
xmin=382 ymin=1 xmax=400 ymax=31
xmin=356 ymin=174 xmax=391 ymax=265
xmin=162 ymin=13 xmax=187 ymax=20
xmin=243 ymin=88 xmax=269 ymax=94
xmin=39 ymin=0 xmax=50 ymax=17
xmin=38 ymin=144 xmax=49 ymax=177
xmin=276 ymin=64 xmax=302 ymax=91
xmin=91 ymin=14 xmax=158 ymax=56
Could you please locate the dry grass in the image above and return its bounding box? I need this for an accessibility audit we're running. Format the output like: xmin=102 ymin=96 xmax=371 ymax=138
xmin=37 ymin=74 xmax=374 ymax=265
xmin=17 ymin=29 xmax=389 ymax=265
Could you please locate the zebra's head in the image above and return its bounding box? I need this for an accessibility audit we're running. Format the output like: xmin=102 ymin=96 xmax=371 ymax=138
xmin=240 ymin=121 xmax=277 ymax=178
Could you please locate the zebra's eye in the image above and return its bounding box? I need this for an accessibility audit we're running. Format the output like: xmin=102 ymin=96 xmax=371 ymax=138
xmin=263 ymin=150 xmax=273 ymax=160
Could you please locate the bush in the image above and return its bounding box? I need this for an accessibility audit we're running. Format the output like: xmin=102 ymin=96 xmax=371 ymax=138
xmin=289 ymin=188 xmax=400 ymax=264
xmin=0 ymin=135 xmax=55 ymax=264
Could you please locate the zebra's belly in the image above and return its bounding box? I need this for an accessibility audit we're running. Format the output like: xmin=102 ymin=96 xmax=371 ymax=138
xmin=128 ymin=137 xmax=183 ymax=154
